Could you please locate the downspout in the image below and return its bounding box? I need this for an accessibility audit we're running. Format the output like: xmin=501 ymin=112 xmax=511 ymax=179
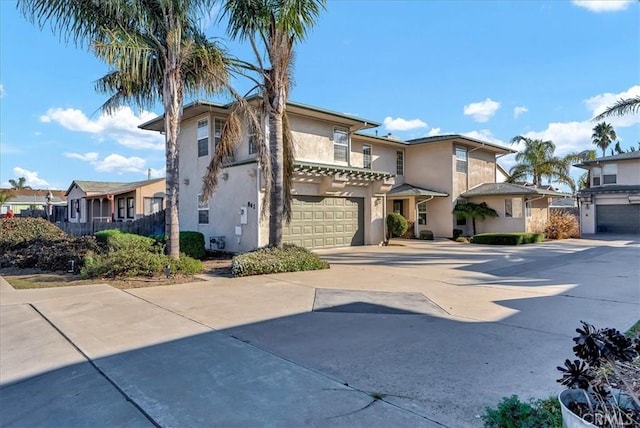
xmin=524 ymin=195 xmax=547 ymax=232
xmin=414 ymin=196 xmax=434 ymax=237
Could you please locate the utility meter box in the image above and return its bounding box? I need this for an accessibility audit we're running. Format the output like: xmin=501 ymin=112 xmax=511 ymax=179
xmin=239 ymin=206 xmax=248 ymax=225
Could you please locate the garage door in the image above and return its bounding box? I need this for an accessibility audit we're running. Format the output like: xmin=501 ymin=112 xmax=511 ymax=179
xmin=596 ymin=205 xmax=640 ymax=234
xmin=283 ymin=196 xmax=364 ymax=249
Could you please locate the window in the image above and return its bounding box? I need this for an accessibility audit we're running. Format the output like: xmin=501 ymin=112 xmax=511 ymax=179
xmin=455 ymin=146 xmax=467 ymax=173
xmin=602 ymin=164 xmax=617 ymax=184
xmin=456 ymin=217 xmax=467 ymax=226
xmin=197 ymin=194 xmax=209 ymax=224
xmin=126 ymin=197 xmax=135 ymax=219
xmin=525 ymin=199 xmax=532 ymax=217
xmin=505 ymin=197 xmax=523 ymax=218
xmin=143 ymin=197 xmax=163 ymax=215
xmin=197 ymin=119 xmax=208 ymax=157
xmin=417 ymin=203 xmax=427 ymax=225
xmin=70 ymin=199 xmax=77 ymax=218
xmin=592 ymin=167 xmax=601 ymax=186
xmin=333 ymin=127 xmax=349 ymax=162
xmin=396 ymin=150 xmax=405 ymax=176
xmin=249 ymin=115 xmax=260 ymax=155
xmin=362 ymin=144 xmax=372 ymax=169
xmin=117 ymin=198 xmax=125 ymax=219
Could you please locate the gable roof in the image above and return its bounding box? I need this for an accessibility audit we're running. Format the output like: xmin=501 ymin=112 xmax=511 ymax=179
xmin=575 ymin=151 xmax=640 ymax=168
xmin=388 ymin=183 xmax=448 ymax=197
xmin=0 ymin=189 xmax=66 ymax=204
xmin=66 ymin=178 xmax=165 ymax=196
xmin=461 ymin=182 xmax=569 ymax=198
xmin=407 ymin=134 xmax=515 ymax=154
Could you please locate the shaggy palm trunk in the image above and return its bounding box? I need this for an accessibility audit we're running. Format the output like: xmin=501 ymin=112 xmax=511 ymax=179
xmin=267 ymin=73 xmax=285 ymax=248
xmin=164 ymin=19 xmax=183 ymax=260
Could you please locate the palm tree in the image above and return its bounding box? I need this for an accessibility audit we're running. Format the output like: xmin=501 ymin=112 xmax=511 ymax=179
xmin=452 ymin=202 xmax=498 ymax=236
xmin=8 ymin=177 xmax=30 ymax=190
xmin=0 ymin=190 xmax=13 ymax=205
xmin=19 ymin=0 xmax=231 ymax=259
xmin=507 ymin=136 xmax=578 ymax=192
xmin=210 ymin=0 xmax=326 ymax=248
xmin=593 ymin=96 xmax=640 ymax=120
xmin=591 ymin=122 xmax=617 ymax=157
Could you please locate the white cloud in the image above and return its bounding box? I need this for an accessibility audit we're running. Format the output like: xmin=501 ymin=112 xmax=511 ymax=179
xmin=463 ymin=98 xmax=501 ymax=123
xmin=428 ymin=127 xmax=441 ymax=136
xmin=12 ymin=167 xmax=50 ymax=188
xmin=583 ymin=85 xmax=640 ymax=127
xmin=514 ymin=106 xmax=528 ymax=119
xmin=65 ymin=152 xmax=99 ymax=162
xmin=40 ymin=106 xmax=164 ymax=150
xmin=383 ymin=116 xmax=428 ymax=131
xmin=148 ymin=166 xmax=166 ymax=179
xmin=95 ymin=154 xmax=146 ymax=174
xmin=572 ymin=0 xmax=632 ymax=12
xmin=522 ymin=121 xmax=593 ymax=156
xmin=462 ymin=129 xmax=506 ymax=146
xmin=0 ymin=83 xmax=5 ymax=98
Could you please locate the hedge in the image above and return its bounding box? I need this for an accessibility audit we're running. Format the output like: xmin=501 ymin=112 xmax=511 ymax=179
xmin=231 ymin=244 xmax=329 ymax=277
xmin=386 ymin=213 xmax=408 ymax=238
xmin=179 ymin=231 xmax=206 ymax=260
xmin=471 ymin=233 xmax=544 ymax=245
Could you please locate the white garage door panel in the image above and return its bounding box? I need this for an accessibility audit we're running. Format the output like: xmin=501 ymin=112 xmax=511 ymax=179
xmin=283 ymin=196 xmax=364 ymax=249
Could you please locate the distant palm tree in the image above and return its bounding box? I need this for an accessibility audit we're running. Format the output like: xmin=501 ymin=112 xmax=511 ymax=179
xmin=507 ymin=136 xmax=578 ymax=192
xmin=453 ymin=202 xmax=498 ymax=236
xmin=591 ymin=122 xmax=617 ymax=157
xmin=0 ymin=190 xmax=13 ymax=205
xmin=8 ymin=177 xmax=30 ymax=190
xmin=205 ymin=0 xmax=326 ymax=248
xmin=20 ymin=0 xmax=231 ymax=259
xmin=593 ymin=96 xmax=640 ymax=121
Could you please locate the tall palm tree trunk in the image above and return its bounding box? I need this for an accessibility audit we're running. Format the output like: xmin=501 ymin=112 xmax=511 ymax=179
xmin=268 ymin=87 xmax=285 ymax=248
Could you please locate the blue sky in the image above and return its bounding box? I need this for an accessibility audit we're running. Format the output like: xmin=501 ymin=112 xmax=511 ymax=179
xmin=1 ymin=0 xmax=638 ymax=191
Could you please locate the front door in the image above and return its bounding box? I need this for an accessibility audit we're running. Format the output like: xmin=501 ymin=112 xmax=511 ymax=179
xmin=393 ymin=200 xmax=404 ymax=217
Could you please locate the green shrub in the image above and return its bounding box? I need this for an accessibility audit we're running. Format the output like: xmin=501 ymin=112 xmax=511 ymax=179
xmin=472 ymin=233 xmax=544 ymax=245
xmin=453 ymin=229 xmax=463 ymax=240
xmin=81 ymin=250 xmax=202 ymax=279
xmin=179 ymin=231 xmax=205 ymax=260
xmin=0 ymin=217 xmax=66 ymax=251
xmin=94 ymin=229 xmax=122 ymax=245
xmin=419 ymin=230 xmax=434 ymax=240
xmin=105 ymin=232 xmax=162 ymax=253
xmin=483 ymin=395 xmax=562 ymax=428
xmin=386 ymin=213 xmax=408 ymax=238
xmin=231 ymin=244 xmax=329 ymax=277
xmin=169 ymin=254 xmax=203 ymax=275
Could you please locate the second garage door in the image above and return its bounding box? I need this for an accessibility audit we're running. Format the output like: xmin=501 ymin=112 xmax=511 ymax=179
xmin=283 ymin=196 xmax=364 ymax=249
xmin=596 ymin=204 xmax=640 ymax=234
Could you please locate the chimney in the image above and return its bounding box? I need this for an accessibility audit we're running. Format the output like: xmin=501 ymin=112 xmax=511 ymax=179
xmin=148 ymin=168 xmax=151 ymax=180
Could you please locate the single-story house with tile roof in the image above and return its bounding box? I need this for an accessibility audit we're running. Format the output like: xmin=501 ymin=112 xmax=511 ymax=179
xmin=459 ymin=182 xmax=569 ymax=235
xmin=66 ymin=178 xmax=166 ymax=223
xmin=0 ymin=188 xmax=67 ymax=221
xmin=574 ymin=151 xmax=640 ymax=235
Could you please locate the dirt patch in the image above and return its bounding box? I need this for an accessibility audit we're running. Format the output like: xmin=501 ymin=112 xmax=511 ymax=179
xmin=200 ymin=251 xmax=234 ymax=277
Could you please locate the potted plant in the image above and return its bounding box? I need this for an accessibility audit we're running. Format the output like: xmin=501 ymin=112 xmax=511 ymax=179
xmin=557 ymin=321 xmax=640 ymax=427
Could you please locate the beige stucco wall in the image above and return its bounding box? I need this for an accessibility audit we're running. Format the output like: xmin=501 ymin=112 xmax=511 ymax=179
xmin=616 ymin=159 xmax=640 ymax=185
xmin=468 ymin=195 xmax=526 ymax=234
xmin=527 ymin=197 xmax=550 ymax=233
xmin=289 ymin=115 xmax=340 ymax=165
xmin=468 ymin=149 xmax=496 ymax=189
xmin=405 ymin=143 xmax=452 ymax=195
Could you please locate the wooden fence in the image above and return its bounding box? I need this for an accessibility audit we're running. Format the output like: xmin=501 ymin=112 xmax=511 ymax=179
xmin=59 ymin=210 xmax=165 ymax=237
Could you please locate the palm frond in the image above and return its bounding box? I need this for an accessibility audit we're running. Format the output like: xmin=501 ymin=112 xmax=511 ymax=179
xmin=593 ymin=96 xmax=640 ymax=121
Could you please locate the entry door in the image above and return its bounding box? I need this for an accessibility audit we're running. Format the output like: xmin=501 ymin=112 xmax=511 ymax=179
xmin=393 ymin=200 xmax=404 ymax=217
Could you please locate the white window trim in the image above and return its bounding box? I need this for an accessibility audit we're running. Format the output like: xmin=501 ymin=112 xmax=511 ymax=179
xmin=362 ymin=144 xmax=372 ymax=169
xmin=197 ymin=118 xmax=209 ymax=158
xmin=455 ymin=146 xmax=468 ymax=173
xmin=197 ymin=194 xmax=209 ymax=224
xmin=333 ymin=127 xmax=349 ymax=164
xmin=396 ymin=150 xmax=405 ymax=176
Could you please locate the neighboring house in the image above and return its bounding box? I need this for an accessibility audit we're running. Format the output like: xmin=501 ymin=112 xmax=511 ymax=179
xmin=575 ymin=151 xmax=640 ymax=235
xmin=0 ymin=189 xmax=67 ymax=221
xmin=496 ymin=162 xmax=510 ymax=183
xmin=140 ymin=98 xmax=563 ymax=252
xmin=66 ymin=178 xmax=166 ymax=223
xmin=459 ymin=183 xmax=568 ymax=235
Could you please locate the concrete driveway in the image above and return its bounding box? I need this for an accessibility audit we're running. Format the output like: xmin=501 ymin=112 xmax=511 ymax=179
xmin=1 ymin=236 xmax=638 ymax=427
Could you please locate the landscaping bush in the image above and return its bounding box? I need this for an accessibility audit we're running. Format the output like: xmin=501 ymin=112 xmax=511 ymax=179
xmin=105 ymin=232 xmax=162 ymax=253
xmin=169 ymin=254 xmax=204 ymax=275
xmin=544 ymin=211 xmax=579 ymax=240
xmin=453 ymin=228 xmax=463 ymax=240
xmin=0 ymin=217 xmax=66 ymax=251
xmin=231 ymin=244 xmax=329 ymax=277
xmin=94 ymin=229 xmax=123 ymax=245
xmin=179 ymin=231 xmax=206 ymax=260
xmin=81 ymin=250 xmax=202 ymax=279
xmin=483 ymin=395 xmax=562 ymax=428
xmin=472 ymin=233 xmax=544 ymax=245
xmin=419 ymin=230 xmax=434 ymax=240
xmin=386 ymin=213 xmax=408 ymax=238
xmin=400 ymin=222 xmax=415 ymax=239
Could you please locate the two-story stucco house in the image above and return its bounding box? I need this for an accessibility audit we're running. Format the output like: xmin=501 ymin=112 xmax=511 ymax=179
xmin=140 ymin=98 xmax=564 ymax=252
xmin=66 ymin=178 xmax=166 ymax=223
xmin=575 ymin=151 xmax=640 ymax=235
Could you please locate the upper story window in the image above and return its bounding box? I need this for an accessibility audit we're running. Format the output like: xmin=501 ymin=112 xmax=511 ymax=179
xmin=602 ymin=164 xmax=617 ymax=185
xmin=333 ymin=127 xmax=349 ymax=163
xmin=197 ymin=194 xmax=209 ymax=224
xmin=592 ymin=167 xmax=602 ymax=186
xmin=505 ymin=197 xmax=523 ymax=218
xmin=248 ymin=115 xmax=261 ymax=155
xmin=396 ymin=150 xmax=405 ymax=176
xmin=362 ymin=144 xmax=372 ymax=169
xmin=455 ymin=146 xmax=468 ymax=173
xmin=197 ymin=119 xmax=209 ymax=157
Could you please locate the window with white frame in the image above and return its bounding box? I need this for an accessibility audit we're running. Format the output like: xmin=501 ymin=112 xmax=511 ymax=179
xmin=362 ymin=144 xmax=372 ymax=169
xmin=333 ymin=127 xmax=349 ymax=162
xmin=143 ymin=197 xmax=163 ymax=215
xmin=455 ymin=146 xmax=468 ymax=173
xmin=197 ymin=119 xmax=208 ymax=157
xmin=417 ymin=203 xmax=427 ymax=225
xmin=126 ymin=197 xmax=135 ymax=219
xmin=117 ymin=198 xmax=125 ymax=219
xmin=248 ymin=115 xmax=261 ymax=155
xmin=602 ymin=164 xmax=617 ymax=184
xmin=396 ymin=150 xmax=404 ymax=176
xmin=524 ymin=198 xmax=532 ymax=217
xmin=592 ymin=167 xmax=602 ymax=186
xmin=505 ymin=197 xmax=523 ymax=218
xmin=197 ymin=194 xmax=209 ymax=224
xmin=214 ymin=118 xmax=225 ymax=151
